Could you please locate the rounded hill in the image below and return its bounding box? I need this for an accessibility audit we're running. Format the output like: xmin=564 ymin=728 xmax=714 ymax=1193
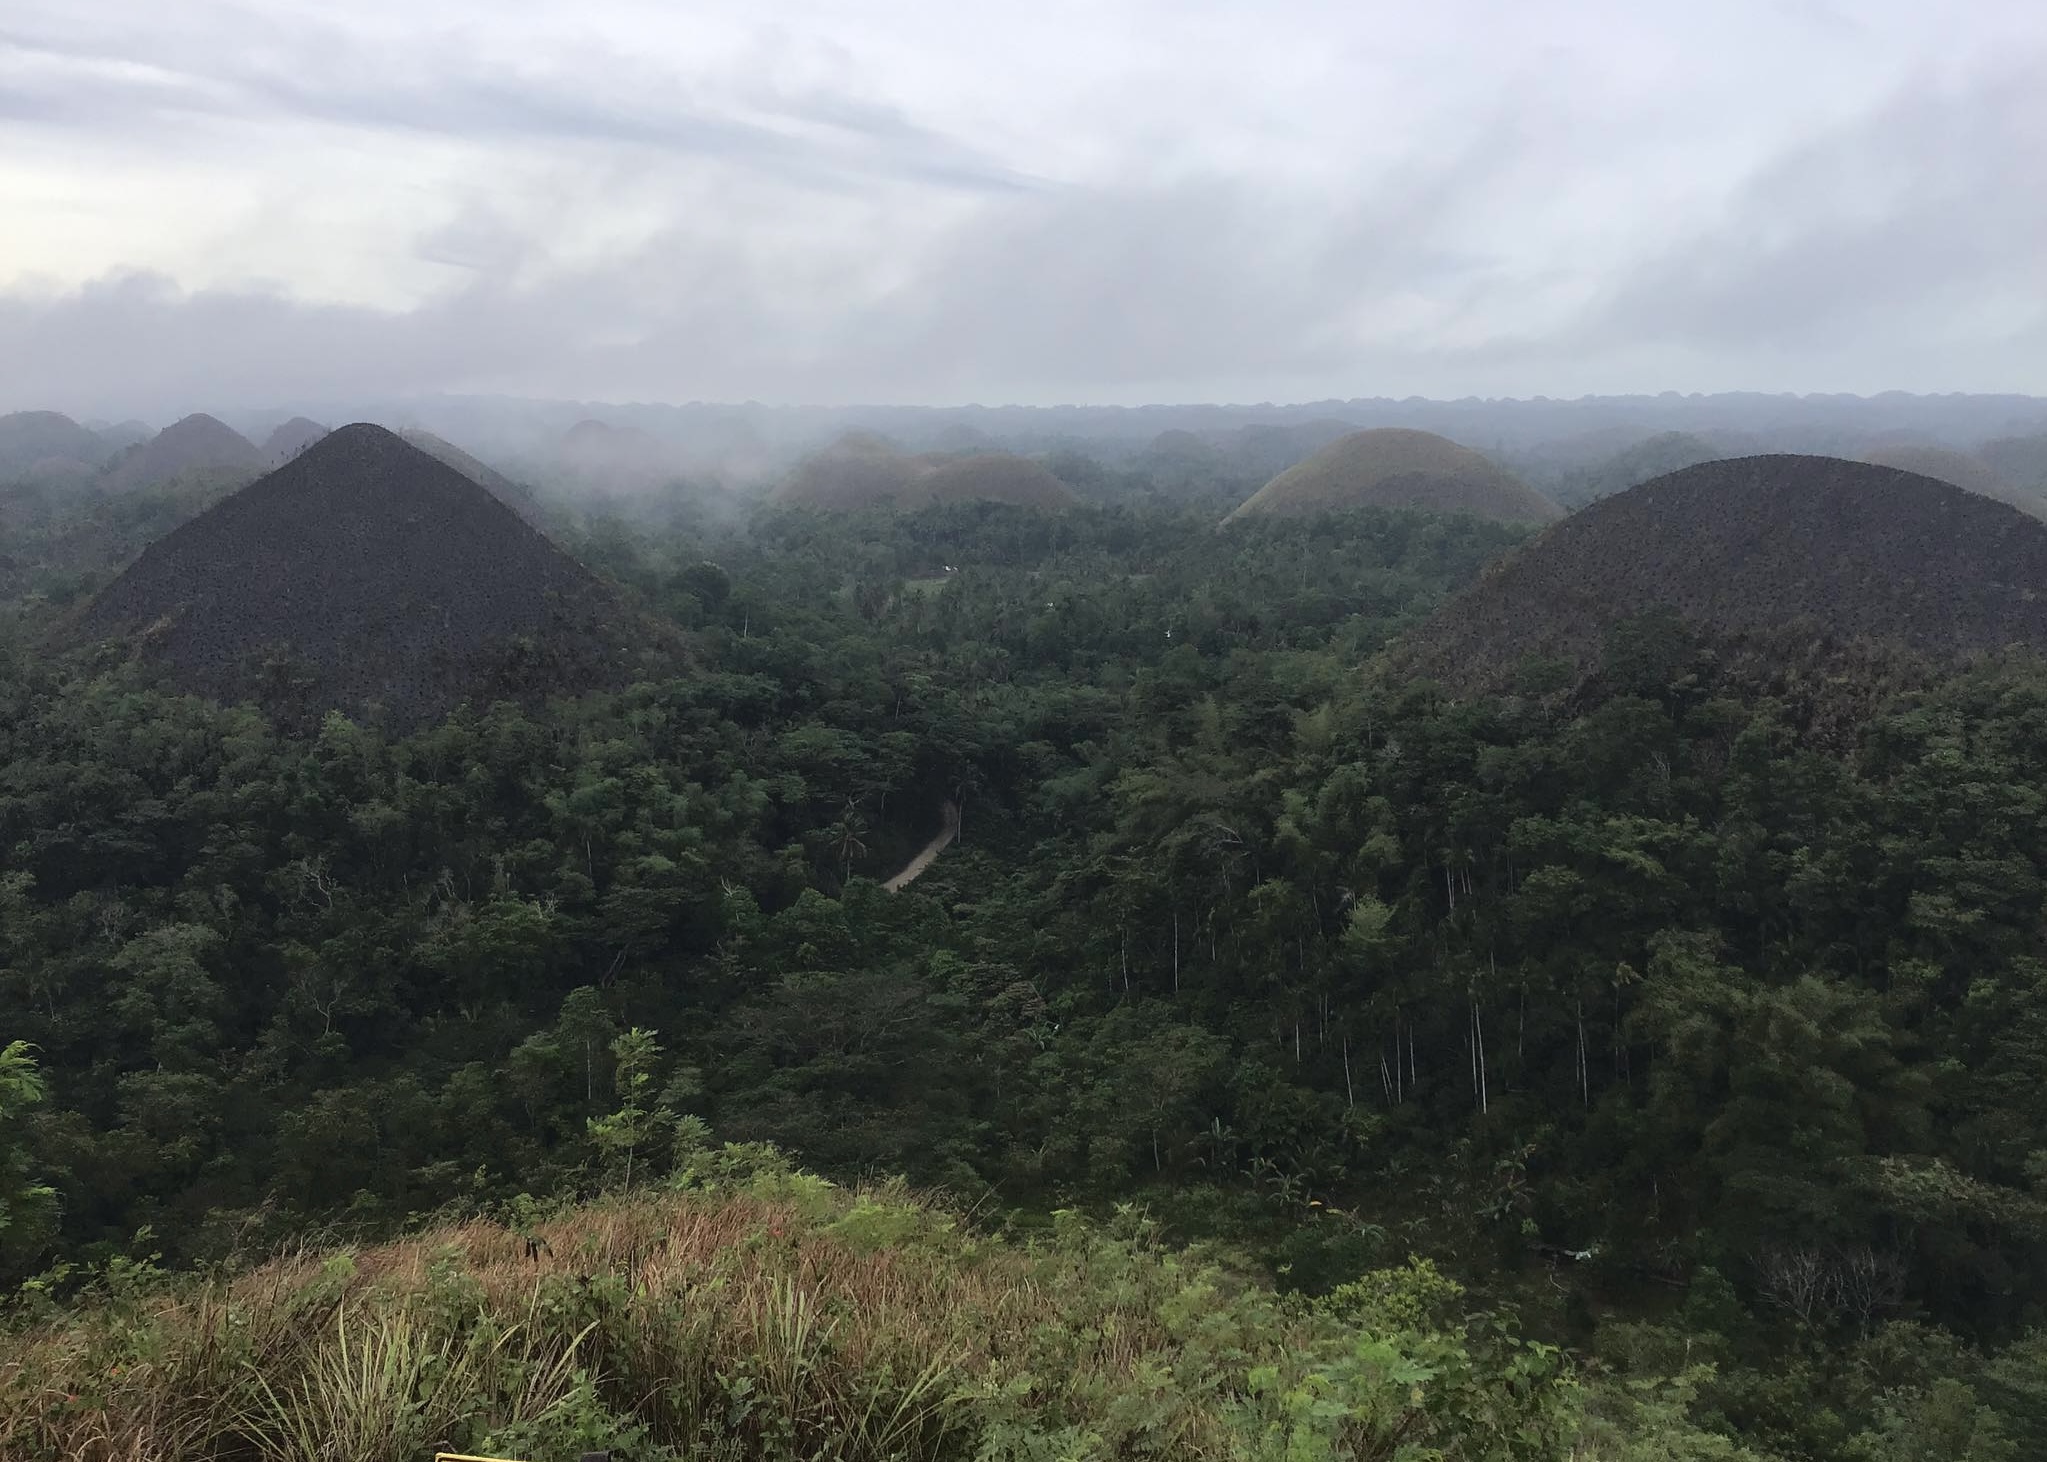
xmin=913 ymin=452 xmax=1080 ymax=510
xmin=1405 ymin=454 xmax=2047 ymax=692
xmin=776 ymin=434 xmax=926 ymax=510
xmin=1226 ymin=428 xmax=1561 ymax=525
xmin=102 ymin=414 xmax=264 ymax=493
xmin=0 ymin=411 xmax=108 ymax=478
xmin=76 ymin=424 xmax=668 ymax=727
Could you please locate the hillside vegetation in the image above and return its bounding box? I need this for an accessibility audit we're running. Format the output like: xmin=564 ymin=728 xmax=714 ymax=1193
xmin=9 ymin=466 xmax=2047 ymax=1459
xmin=1 ymin=1149 xmax=1601 ymax=1462
xmin=1227 ymin=429 xmax=1560 ymax=525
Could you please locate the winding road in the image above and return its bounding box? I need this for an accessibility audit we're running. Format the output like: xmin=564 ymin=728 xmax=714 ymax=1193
xmin=883 ymin=800 xmax=960 ymax=892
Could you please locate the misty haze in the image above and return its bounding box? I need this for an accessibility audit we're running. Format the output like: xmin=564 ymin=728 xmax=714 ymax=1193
xmin=5 ymin=4 xmax=2047 ymax=1460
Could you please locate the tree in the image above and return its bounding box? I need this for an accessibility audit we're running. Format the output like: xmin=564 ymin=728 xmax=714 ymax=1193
xmin=588 ymin=1027 xmax=674 ymax=1190
xmin=0 ymin=1042 xmax=57 ymax=1268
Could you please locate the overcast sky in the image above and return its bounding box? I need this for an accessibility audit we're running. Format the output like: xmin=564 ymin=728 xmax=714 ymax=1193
xmin=2 ymin=0 xmax=2043 ymax=416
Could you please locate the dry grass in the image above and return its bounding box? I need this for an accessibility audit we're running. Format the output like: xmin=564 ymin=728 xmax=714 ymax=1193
xmin=0 ymin=1176 xmax=1300 ymax=1461
xmin=1 ymin=1167 xmax=1582 ymax=1461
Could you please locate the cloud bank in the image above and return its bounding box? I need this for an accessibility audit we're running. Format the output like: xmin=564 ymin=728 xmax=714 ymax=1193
xmin=2 ymin=0 xmax=2043 ymax=416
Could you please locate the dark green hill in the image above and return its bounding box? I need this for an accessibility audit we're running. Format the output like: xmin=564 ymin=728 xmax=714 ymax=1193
xmin=76 ymin=424 xmax=668 ymax=726
xmin=1406 ymin=453 xmax=2047 ymax=692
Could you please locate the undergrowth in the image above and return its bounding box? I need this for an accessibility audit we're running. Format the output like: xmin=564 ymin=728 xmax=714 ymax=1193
xmin=1 ymin=1144 xmax=1693 ymax=1461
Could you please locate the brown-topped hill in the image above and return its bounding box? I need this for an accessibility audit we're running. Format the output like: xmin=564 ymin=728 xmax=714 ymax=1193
xmin=775 ymin=436 xmax=1078 ymax=511
xmin=1225 ymin=428 xmax=1561 ymax=525
xmin=912 ymin=453 xmax=1079 ymax=510
xmin=774 ymin=433 xmax=921 ymax=510
xmin=76 ymin=424 xmax=666 ymax=727
xmin=102 ymin=414 xmax=265 ymax=493
xmin=1404 ymin=454 xmax=2047 ymax=693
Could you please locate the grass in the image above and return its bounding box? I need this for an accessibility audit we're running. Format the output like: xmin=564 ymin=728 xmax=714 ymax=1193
xmin=0 ymin=1151 xmax=1584 ymax=1461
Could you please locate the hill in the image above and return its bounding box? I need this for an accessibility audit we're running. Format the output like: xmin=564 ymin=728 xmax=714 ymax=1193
xmin=911 ymin=451 xmax=1081 ymax=509
xmin=553 ymin=418 xmax=678 ymax=487
xmin=775 ymin=433 xmax=932 ymax=509
xmin=397 ymin=426 xmax=544 ymax=522
xmin=94 ymin=419 xmax=153 ymax=453
xmin=1405 ymin=454 xmax=2047 ymax=693
xmin=260 ymin=416 xmax=328 ymax=464
xmin=0 ymin=410 xmax=107 ymax=479
xmin=75 ymin=424 xmax=664 ymax=725
xmin=1215 ymin=418 xmax=1359 ymax=480
xmin=100 ymin=413 xmax=264 ymax=493
xmin=1856 ymin=442 xmax=2043 ymax=518
xmin=1549 ymin=430 xmax=1725 ymax=509
xmin=1226 ymin=428 xmax=1562 ymax=525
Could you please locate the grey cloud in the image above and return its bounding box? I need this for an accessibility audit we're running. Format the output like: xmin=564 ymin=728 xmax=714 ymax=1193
xmin=1572 ymin=64 xmax=2047 ymax=354
xmin=4 ymin=4 xmax=2044 ymax=411
xmin=0 ymin=21 xmax=1035 ymax=194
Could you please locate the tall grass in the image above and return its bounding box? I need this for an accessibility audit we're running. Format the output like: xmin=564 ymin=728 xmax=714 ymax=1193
xmin=0 ymin=1165 xmax=1579 ymax=1461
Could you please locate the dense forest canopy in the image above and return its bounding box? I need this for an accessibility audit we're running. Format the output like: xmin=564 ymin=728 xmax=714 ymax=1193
xmin=4 ymin=451 xmax=2047 ymax=1458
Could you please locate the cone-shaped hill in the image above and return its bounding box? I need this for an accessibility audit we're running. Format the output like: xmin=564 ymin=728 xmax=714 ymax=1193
xmin=775 ymin=436 xmax=1078 ymax=511
xmin=1404 ymin=454 xmax=2047 ymax=693
xmin=102 ymin=414 xmax=265 ymax=493
xmin=0 ymin=411 xmax=109 ymax=478
xmin=1857 ymin=443 xmax=2043 ymax=519
xmin=76 ymin=424 xmax=668 ymax=727
xmin=1225 ymin=428 xmax=1561 ymax=525
xmin=262 ymin=417 xmax=329 ymax=464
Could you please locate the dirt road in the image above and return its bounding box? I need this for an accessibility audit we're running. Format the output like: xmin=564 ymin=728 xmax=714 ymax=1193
xmin=883 ymin=801 xmax=960 ymax=892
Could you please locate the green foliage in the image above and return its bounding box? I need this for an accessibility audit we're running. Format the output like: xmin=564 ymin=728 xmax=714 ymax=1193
xmin=0 ymin=1043 xmax=57 ymax=1264
xmin=8 ymin=490 xmax=2047 ymax=1456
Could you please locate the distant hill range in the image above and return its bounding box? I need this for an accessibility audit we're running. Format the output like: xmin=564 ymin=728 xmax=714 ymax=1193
xmin=1226 ymin=428 xmax=1560 ymax=525
xmin=776 ymin=435 xmax=1079 ymax=511
xmin=75 ymin=424 xmax=672 ymax=727
xmin=101 ymin=414 xmax=265 ymax=494
xmin=1405 ymin=455 xmax=2047 ymax=695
